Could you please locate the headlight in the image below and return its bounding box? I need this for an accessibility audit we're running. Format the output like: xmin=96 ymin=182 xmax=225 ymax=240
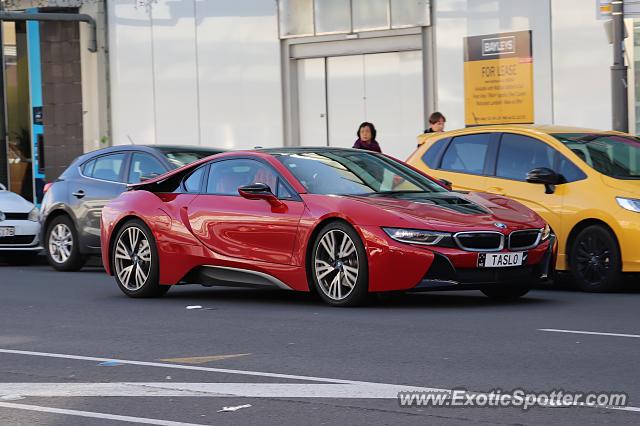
xmin=540 ymin=224 xmax=551 ymax=241
xmin=383 ymin=227 xmax=451 ymax=245
xmin=28 ymin=207 xmax=39 ymax=222
xmin=616 ymin=197 xmax=640 ymax=213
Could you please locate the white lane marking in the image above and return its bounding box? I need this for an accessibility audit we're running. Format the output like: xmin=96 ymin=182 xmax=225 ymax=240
xmin=1 ymin=348 xmax=639 ymax=415
xmin=0 ymin=383 xmax=428 ymax=399
xmin=0 ymin=401 xmax=207 ymax=426
xmin=1 ymin=383 xmax=640 ymax=414
xmin=0 ymin=348 xmax=402 ymax=386
xmin=539 ymin=329 xmax=640 ymax=339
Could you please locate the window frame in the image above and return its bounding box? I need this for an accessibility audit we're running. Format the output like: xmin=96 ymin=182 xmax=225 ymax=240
xmin=421 ymin=137 xmax=450 ymax=169
xmin=189 ymin=157 xmax=302 ymax=201
xmin=436 ymin=132 xmax=498 ymax=177
xmin=126 ymin=151 xmax=170 ymax=184
xmin=179 ymin=164 xmax=210 ymax=194
xmin=554 ymin=152 xmax=587 ymax=183
xmin=490 ymin=132 xmax=586 ymax=184
xmin=78 ymin=152 xmax=130 ymax=184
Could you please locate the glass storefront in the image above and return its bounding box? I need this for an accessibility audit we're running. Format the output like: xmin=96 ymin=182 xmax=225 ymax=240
xmin=278 ymin=0 xmax=430 ymax=38
xmin=3 ymin=21 xmax=34 ymax=202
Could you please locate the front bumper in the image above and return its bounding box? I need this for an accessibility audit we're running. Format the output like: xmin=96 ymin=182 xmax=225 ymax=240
xmin=0 ymin=220 xmax=43 ymax=252
xmin=412 ymin=234 xmax=557 ymax=291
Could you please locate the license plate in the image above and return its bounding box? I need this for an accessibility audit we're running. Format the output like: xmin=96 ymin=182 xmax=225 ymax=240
xmin=478 ymin=252 xmax=527 ymax=268
xmin=0 ymin=227 xmax=15 ymax=237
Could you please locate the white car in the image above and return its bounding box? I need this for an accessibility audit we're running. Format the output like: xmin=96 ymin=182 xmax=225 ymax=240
xmin=0 ymin=183 xmax=42 ymax=264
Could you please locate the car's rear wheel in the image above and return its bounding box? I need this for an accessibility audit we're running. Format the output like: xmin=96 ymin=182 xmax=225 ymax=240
xmin=481 ymin=286 xmax=530 ymax=300
xmin=311 ymin=222 xmax=368 ymax=307
xmin=112 ymin=219 xmax=168 ymax=298
xmin=569 ymin=225 xmax=621 ymax=292
xmin=45 ymin=215 xmax=86 ymax=271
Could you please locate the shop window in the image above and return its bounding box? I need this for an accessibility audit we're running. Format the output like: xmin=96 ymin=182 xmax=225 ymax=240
xmin=391 ymin=0 xmax=430 ymax=28
xmin=278 ymin=0 xmax=314 ymax=37
xmin=315 ymin=0 xmax=351 ymax=34
xmin=352 ymin=0 xmax=389 ymax=32
xmin=278 ymin=0 xmax=430 ymax=38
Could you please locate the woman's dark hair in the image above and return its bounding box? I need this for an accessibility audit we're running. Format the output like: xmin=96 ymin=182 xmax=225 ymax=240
xmin=429 ymin=112 xmax=446 ymax=124
xmin=357 ymin=122 xmax=377 ymax=140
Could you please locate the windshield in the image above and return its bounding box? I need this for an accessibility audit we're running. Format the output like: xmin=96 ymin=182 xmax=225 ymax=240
xmin=552 ymin=133 xmax=640 ymax=180
xmin=274 ymin=150 xmax=447 ymax=195
xmin=157 ymin=147 xmax=224 ymax=168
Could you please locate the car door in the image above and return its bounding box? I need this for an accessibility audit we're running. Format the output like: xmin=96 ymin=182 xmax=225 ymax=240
xmin=435 ymin=133 xmax=496 ymax=192
xmin=484 ymin=133 xmax=564 ymax=234
xmin=72 ymin=152 xmax=129 ymax=249
xmin=186 ymin=158 xmax=305 ymax=265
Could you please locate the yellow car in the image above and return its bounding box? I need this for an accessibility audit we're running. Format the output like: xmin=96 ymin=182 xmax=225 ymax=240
xmin=406 ymin=125 xmax=640 ymax=292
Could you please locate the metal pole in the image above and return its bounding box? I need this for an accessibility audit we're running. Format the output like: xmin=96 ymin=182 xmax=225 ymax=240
xmin=0 ymin=5 xmax=9 ymax=188
xmin=612 ymin=0 xmax=629 ymax=132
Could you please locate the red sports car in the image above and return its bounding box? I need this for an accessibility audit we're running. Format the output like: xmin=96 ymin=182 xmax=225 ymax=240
xmin=101 ymin=148 xmax=556 ymax=306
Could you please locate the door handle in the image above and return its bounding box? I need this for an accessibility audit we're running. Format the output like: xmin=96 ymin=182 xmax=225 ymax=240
xmin=487 ymin=187 xmax=505 ymax=195
xmin=72 ymin=190 xmax=86 ymax=199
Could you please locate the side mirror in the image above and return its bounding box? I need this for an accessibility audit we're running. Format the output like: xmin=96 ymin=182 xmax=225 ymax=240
xmin=526 ymin=167 xmax=559 ymax=194
xmin=238 ymin=183 xmax=285 ymax=209
xmin=438 ymin=178 xmax=453 ymax=190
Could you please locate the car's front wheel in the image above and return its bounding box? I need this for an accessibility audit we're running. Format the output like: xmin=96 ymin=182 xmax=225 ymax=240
xmin=311 ymin=222 xmax=369 ymax=307
xmin=569 ymin=225 xmax=621 ymax=292
xmin=45 ymin=215 xmax=86 ymax=271
xmin=112 ymin=219 xmax=168 ymax=298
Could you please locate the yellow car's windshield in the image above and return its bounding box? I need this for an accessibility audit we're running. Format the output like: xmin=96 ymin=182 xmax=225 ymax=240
xmin=552 ymin=133 xmax=640 ymax=180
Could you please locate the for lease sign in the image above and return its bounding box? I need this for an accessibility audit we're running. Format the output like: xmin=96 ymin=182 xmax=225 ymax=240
xmin=464 ymin=30 xmax=533 ymax=126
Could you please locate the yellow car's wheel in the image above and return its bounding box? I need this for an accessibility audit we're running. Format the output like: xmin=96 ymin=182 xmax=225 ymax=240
xmin=569 ymin=225 xmax=621 ymax=292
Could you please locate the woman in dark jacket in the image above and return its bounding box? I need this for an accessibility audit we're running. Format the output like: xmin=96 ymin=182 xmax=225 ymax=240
xmin=352 ymin=122 xmax=382 ymax=153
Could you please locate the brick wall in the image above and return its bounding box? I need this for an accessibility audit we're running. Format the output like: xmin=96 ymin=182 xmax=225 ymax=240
xmin=40 ymin=19 xmax=83 ymax=181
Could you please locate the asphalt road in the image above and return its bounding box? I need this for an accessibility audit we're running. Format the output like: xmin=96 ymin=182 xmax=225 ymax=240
xmin=0 ymin=260 xmax=639 ymax=425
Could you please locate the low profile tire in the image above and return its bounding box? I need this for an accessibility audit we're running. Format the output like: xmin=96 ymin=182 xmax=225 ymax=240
xmin=569 ymin=225 xmax=621 ymax=292
xmin=45 ymin=215 xmax=86 ymax=271
xmin=311 ymin=221 xmax=369 ymax=307
xmin=112 ymin=219 xmax=169 ymax=298
xmin=481 ymin=286 xmax=530 ymax=300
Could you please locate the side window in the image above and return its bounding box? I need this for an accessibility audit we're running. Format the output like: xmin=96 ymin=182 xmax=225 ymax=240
xmin=421 ymin=138 xmax=448 ymax=168
xmin=183 ymin=166 xmax=207 ymax=193
xmin=128 ymin=153 xmax=167 ymax=184
xmin=82 ymin=159 xmax=96 ymax=177
xmin=496 ymin=134 xmax=555 ymax=181
xmin=277 ymin=180 xmax=295 ymax=199
xmin=206 ymin=159 xmax=280 ymax=196
xmin=557 ymin=154 xmax=587 ymax=183
xmin=440 ymin=134 xmax=491 ymax=174
xmin=87 ymin=153 xmax=126 ymax=182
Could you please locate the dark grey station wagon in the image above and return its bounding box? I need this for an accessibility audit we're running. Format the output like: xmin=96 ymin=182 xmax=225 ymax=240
xmin=40 ymin=145 xmax=224 ymax=271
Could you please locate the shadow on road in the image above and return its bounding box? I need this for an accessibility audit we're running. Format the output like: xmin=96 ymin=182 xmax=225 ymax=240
xmin=160 ymin=285 xmax=562 ymax=310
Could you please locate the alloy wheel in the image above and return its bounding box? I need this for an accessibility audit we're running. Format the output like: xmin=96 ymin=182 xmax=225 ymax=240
xmin=575 ymin=233 xmax=611 ymax=286
xmin=114 ymin=226 xmax=152 ymax=291
xmin=49 ymin=223 xmax=73 ymax=264
xmin=314 ymin=229 xmax=360 ymax=301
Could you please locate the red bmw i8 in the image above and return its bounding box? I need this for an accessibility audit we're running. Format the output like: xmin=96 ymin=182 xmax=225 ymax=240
xmin=101 ymin=148 xmax=556 ymax=306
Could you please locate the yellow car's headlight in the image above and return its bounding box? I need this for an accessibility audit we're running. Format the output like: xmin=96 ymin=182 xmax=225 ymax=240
xmin=616 ymin=197 xmax=640 ymax=213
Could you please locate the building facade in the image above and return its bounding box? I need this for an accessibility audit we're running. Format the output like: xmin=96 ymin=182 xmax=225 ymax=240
xmin=0 ymin=0 xmax=635 ymax=201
